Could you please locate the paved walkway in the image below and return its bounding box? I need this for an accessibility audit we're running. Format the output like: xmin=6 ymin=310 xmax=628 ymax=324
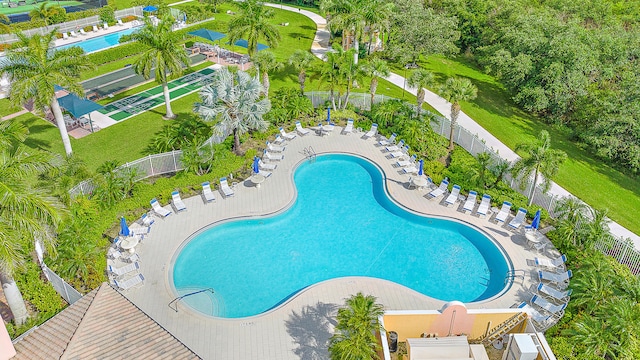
xmin=269 ymin=3 xmax=639 ymax=245
xmin=122 ymin=128 xmax=558 ymax=359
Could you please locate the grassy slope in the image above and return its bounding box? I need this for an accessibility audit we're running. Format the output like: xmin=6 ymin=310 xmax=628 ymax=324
xmin=396 ymin=55 xmax=640 ymax=235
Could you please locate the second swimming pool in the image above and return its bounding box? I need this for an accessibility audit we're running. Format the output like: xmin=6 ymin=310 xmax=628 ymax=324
xmin=172 ymin=154 xmax=511 ymax=318
xmin=57 ymin=27 xmax=139 ymax=53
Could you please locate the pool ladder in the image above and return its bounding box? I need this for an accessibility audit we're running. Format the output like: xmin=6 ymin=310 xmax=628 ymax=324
xmin=504 ymin=270 xmax=526 ymax=285
xmin=168 ymin=288 xmax=214 ymax=312
xmin=304 ymin=146 xmax=317 ymax=162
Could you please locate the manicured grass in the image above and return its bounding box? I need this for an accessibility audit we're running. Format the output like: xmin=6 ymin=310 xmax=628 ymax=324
xmin=0 ymin=98 xmax=22 ymax=117
xmin=393 ymin=55 xmax=640 ymax=235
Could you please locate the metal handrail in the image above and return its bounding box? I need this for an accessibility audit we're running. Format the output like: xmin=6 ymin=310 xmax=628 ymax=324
xmin=168 ymin=288 xmax=214 ymax=312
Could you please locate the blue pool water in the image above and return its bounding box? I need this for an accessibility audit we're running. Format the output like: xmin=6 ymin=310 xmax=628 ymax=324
xmin=57 ymin=28 xmax=139 ymax=53
xmin=172 ymin=154 xmax=511 ymax=318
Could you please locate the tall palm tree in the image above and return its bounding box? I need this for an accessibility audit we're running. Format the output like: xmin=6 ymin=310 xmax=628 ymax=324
xmin=251 ymin=50 xmax=282 ymax=96
xmin=406 ymin=69 xmax=434 ymax=115
xmin=554 ymin=197 xmax=588 ymax=247
xmin=511 ymin=130 xmax=567 ymax=206
xmin=329 ymin=292 xmax=384 ymax=360
xmin=439 ymin=77 xmax=478 ymax=151
xmin=288 ymin=50 xmax=315 ymax=95
xmin=0 ymin=31 xmax=93 ymax=156
xmin=362 ymin=0 xmax=394 ymax=54
xmin=317 ymin=45 xmax=345 ymax=110
xmin=321 ymin=0 xmax=366 ymax=64
xmin=361 ymin=58 xmax=390 ymax=108
xmin=195 ymin=68 xmax=270 ymax=155
xmin=228 ymin=0 xmax=281 ymax=57
xmin=132 ymin=15 xmax=190 ymax=119
xmin=0 ymin=136 xmax=62 ymax=325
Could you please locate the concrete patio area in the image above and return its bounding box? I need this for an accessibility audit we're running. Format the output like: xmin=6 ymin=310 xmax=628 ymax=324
xmin=119 ymin=126 xmax=561 ymax=359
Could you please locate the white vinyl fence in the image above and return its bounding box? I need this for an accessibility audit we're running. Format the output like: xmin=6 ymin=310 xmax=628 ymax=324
xmin=305 ymin=91 xmax=640 ymax=274
xmin=41 ymin=264 xmax=83 ymax=305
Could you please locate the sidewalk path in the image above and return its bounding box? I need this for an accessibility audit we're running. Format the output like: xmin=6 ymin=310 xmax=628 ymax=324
xmin=266 ymin=3 xmax=640 ymax=245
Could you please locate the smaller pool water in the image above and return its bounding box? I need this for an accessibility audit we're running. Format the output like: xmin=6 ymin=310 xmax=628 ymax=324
xmin=57 ymin=27 xmax=139 ymax=53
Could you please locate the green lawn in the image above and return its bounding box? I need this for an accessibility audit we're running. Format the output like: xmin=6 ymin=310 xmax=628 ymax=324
xmin=0 ymin=1 xmax=81 ymax=15
xmin=0 ymin=98 xmax=22 ymax=117
xmin=393 ymin=56 xmax=640 ymax=235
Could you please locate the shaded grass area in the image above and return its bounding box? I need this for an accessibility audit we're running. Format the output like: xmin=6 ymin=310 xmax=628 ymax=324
xmin=392 ymin=55 xmax=640 ymax=235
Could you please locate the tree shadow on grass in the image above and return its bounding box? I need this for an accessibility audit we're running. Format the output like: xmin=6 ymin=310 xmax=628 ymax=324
xmin=286 ymin=302 xmax=338 ymax=360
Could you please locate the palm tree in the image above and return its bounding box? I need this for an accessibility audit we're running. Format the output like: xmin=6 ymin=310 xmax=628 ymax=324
xmin=288 ymin=50 xmax=315 ymax=95
xmin=472 ymin=152 xmax=493 ymax=188
xmin=511 ymin=130 xmax=568 ymax=206
xmin=329 ymin=292 xmax=384 ymax=360
xmin=439 ymin=77 xmax=478 ymax=150
xmin=195 ymin=68 xmax=270 ymax=155
xmin=317 ymin=44 xmax=346 ymax=110
xmin=321 ymin=0 xmax=366 ymax=64
xmin=29 ymin=2 xmax=53 ymax=27
xmin=554 ymin=197 xmax=588 ymax=247
xmin=361 ymin=58 xmax=390 ymax=108
xmin=407 ymin=69 xmax=435 ymax=116
xmin=0 ymin=136 xmax=62 ymax=325
xmin=228 ymin=0 xmax=281 ymax=57
xmin=251 ymin=50 xmax=282 ymax=96
xmin=132 ymin=15 xmax=190 ymax=119
xmin=567 ymin=316 xmax=617 ymax=359
xmin=0 ymin=31 xmax=93 ymax=156
xmin=362 ymin=0 xmax=394 ymax=54
xmin=0 ymin=13 xmax=10 ymax=33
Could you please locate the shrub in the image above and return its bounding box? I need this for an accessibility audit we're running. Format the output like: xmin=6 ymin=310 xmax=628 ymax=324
xmin=14 ymin=262 xmax=66 ymax=317
xmin=99 ymin=6 xmax=116 ymax=24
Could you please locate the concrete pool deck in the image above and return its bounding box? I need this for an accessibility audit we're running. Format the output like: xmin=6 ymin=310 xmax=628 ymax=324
xmin=121 ymin=127 xmax=561 ymax=359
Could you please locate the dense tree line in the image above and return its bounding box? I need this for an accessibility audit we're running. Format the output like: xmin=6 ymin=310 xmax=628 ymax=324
xmin=429 ymin=0 xmax=640 ymax=174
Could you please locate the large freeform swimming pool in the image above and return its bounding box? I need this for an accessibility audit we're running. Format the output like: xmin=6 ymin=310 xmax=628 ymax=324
xmin=172 ymin=154 xmax=511 ymax=318
xmin=57 ymin=27 xmax=139 ymax=53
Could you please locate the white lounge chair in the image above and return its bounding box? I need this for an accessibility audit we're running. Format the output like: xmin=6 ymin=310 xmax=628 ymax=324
xmin=531 ymin=294 xmax=567 ymax=317
xmin=389 ymin=145 xmax=410 ymax=158
xmin=140 ymin=213 xmax=154 ymax=226
xmin=494 ymin=201 xmax=512 ymax=223
xmin=535 ymin=254 xmax=567 ymax=271
xmin=62 ymin=32 xmax=69 ymax=40
xmin=273 ymin=135 xmax=286 ymax=145
xmin=103 ymin=22 xmax=109 ymax=30
xmin=463 ymin=191 xmax=478 ymax=213
xmin=385 ymin=140 xmax=405 ymax=152
xmin=445 ymin=184 xmax=461 ymax=206
xmin=150 ymin=198 xmax=172 ymax=218
xmin=517 ymin=302 xmax=552 ymax=328
xmin=202 ymin=181 xmax=216 ymax=203
xmin=536 ymin=283 xmax=572 ymax=303
xmin=256 ymin=169 xmax=272 ymax=178
xmin=108 ymin=262 xmax=140 ymax=278
xmin=378 ymin=133 xmax=397 ymax=146
xmin=476 ymin=194 xmax=491 ymax=217
xmin=79 ymin=29 xmax=87 ymax=35
xmin=219 ymin=177 xmax=235 ymax=198
xmin=114 ymin=274 xmax=145 ymax=291
xmin=295 ymin=121 xmax=311 ymax=136
xmin=258 ymin=159 xmax=277 ymax=170
xmin=279 ymin=127 xmax=296 ymax=140
xmin=264 ymin=150 xmax=284 ymax=161
xmin=539 ymin=270 xmax=572 ymax=288
xmin=508 ymin=208 xmax=527 ymax=229
xmin=428 ymin=180 xmax=449 ymax=199
xmin=70 ymin=30 xmax=78 ymax=37
xmin=107 ymin=247 xmax=122 ymax=260
xmin=117 ymin=19 xmax=124 ymax=26
xmin=362 ymin=123 xmax=378 ymax=139
xmin=266 ymin=141 xmax=285 ymax=152
xmin=92 ymin=25 xmax=98 ymax=32
xmin=401 ymin=165 xmax=418 ymax=175
xmin=129 ymin=227 xmax=150 ymax=237
xmin=396 ymin=154 xmax=417 ymax=168
xmin=342 ymin=119 xmax=354 ymax=134
xmin=171 ymin=191 xmax=187 ymax=212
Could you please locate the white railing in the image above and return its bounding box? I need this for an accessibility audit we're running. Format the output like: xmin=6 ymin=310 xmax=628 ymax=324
xmin=41 ymin=264 xmax=83 ymax=305
xmin=305 ymin=91 xmax=393 ymax=110
xmin=304 ymin=91 xmax=640 ymax=275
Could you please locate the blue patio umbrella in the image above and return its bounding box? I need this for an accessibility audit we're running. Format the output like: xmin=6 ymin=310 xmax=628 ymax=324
xmin=253 ymin=156 xmax=260 ymax=174
xmin=119 ymin=217 xmax=130 ymax=237
xmin=143 ymin=5 xmax=158 ymax=12
xmin=188 ymin=29 xmax=226 ymax=42
xmin=233 ymin=39 xmax=269 ymax=51
xmin=327 ymin=107 xmax=331 ymax=123
xmin=418 ymin=159 xmax=424 ymax=176
xmin=531 ymin=209 xmax=541 ymax=230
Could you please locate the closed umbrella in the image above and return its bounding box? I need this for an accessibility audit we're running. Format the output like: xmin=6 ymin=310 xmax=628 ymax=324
xmin=418 ymin=159 xmax=424 ymax=176
xmin=119 ymin=217 xmax=130 ymax=237
xmin=531 ymin=209 xmax=541 ymax=230
xmin=327 ymin=107 xmax=331 ymax=123
xmin=253 ymin=156 xmax=260 ymax=174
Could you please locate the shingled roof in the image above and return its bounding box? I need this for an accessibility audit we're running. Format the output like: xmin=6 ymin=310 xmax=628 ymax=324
xmin=12 ymin=283 xmax=201 ymax=360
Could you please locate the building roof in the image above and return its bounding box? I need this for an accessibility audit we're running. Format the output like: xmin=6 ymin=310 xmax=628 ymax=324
xmin=12 ymin=283 xmax=201 ymax=360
